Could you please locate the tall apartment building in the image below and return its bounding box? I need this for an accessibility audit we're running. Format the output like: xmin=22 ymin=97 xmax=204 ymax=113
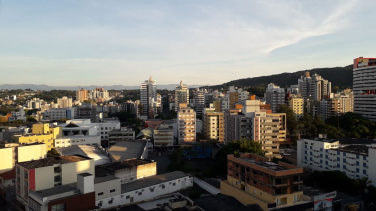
xmin=264 ymin=83 xmax=286 ymax=113
xmin=221 ymin=153 xmax=309 ymax=211
xmin=90 ymin=87 xmax=110 ymax=101
xmin=177 ymin=103 xmax=196 ymax=144
xmin=57 ymin=96 xmax=73 ymax=108
xmin=16 ymin=155 xmax=95 ymax=210
xmin=154 ymin=123 xmax=174 ymax=147
xmin=333 ymin=89 xmax=354 ymax=114
xmin=224 ymin=100 xmax=286 ymax=156
xmin=298 ymin=72 xmax=331 ymax=101
xmin=193 ymin=88 xmax=206 ymax=116
xmin=288 ymin=97 xmax=304 ymax=120
xmin=353 ymin=57 xmax=376 ymax=121
xmin=307 ymin=95 xmax=353 ymax=120
xmin=174 ymin=81 xmax=189 ymax=111
xmin=221 ymin=86 xmax=249 ymax=110
xmin=297 ymin=138 xmax=376 ymax=186
xmin=26 ymin=98 xmax=45 ymax=109
xmin=140 ymin=77 xmax=158 ymax=117
xmin=124 ymin=100 xmax=139 ymax=116
xmin=76 ymin=88 xmax=88 ymax=102
xmin=75 ymin=104 xmax=97 ymax=122
xmin=202 ymin=108 xmax=224 ymax=142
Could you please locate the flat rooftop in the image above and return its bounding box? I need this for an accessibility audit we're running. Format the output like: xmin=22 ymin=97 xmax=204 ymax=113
xmin=95 ymin=159 xmax=154 ymax=177
xmin=312 ymin=137 xmax=376 ymax=145
xmin=18 ymin=155 xmax=91 ymax=169
xmin=109 ymin=129 xmax=134 ymax=133
xmin=108 ymin=141 xmax=147 ymax=162
xmin=121 ymin=171 xmax=187 ymax=193
xmin=332 ymin=145 xmax=370 ymax=156
xmin=94 ymin=175 xmax=118 ymax=184
xmin=194 ymin=194 xmax=263 ymax=211
xmin=32 ymin=183 xmax=78 ymax=198
xmin=239 ymin=158 xmax=289 ymax=171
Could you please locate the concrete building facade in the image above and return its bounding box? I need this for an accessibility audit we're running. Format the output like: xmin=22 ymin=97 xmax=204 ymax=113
xmin=174 ymin=81 xmax=189 ymax=112
xmin=177 ymin=104 xmax=196 ymax=144
xmin=203 ymin=108 xmax=224 ymax=142
xmin=264 ymin=83 xmax=286 ymax=113
xmin=221 ymin=153 xmax=310 ymax=211
xmin=353 ymin=57 xmax=376 ymax=121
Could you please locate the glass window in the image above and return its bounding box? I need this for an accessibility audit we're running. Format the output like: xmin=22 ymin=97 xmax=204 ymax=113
xmin=51 ymin=203 xmax=65 ymax=211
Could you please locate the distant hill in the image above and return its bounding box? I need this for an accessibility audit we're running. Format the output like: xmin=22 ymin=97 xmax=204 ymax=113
xmin=208 ymin=65 xmax=353 ymax=90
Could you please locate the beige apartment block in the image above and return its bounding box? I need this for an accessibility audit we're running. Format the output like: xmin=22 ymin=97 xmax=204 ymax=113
xmin=203 ymin=108 xmax=224 ymax=142
xmin=177 ymin=103 xmax=196 ymax=144
xmin=288 ymin=97 xmax=304 ymax=120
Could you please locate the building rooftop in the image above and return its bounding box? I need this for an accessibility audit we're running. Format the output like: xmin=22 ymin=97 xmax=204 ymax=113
xmin=121 ymin=171 xmax=188 ymax=193
xmin=32 ymin=183 xmax=78 ymax=198
xmin=18 ymin=155 xmax=91 ymax=169
xmin=109 ymin=128 xmax=134 ymax=133
xmin=95 ymin=159 xmax=154 ymax=177
xmin=332 ymin=145 xmax=370 ymax=156
xmin=108 ymin=141 xmax=147 ymax=162
xmin=311 ymin=137 xmax=376 ymax=145
xmin=94 ymin=175 xmax=118 ymax=184
xmin=56 ymin=145 xmax=110 ymax=166
xmin=239 ymin=158 xmax=289 ymax=171
xmin=194 ymin=194 xmax=263 ymax=211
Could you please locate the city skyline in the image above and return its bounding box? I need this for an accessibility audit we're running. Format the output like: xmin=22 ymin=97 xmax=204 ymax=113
xmin=1 ymin=0 xmax=376 ymax=86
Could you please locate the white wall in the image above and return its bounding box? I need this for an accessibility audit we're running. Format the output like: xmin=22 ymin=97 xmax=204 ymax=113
xmin=298 ymin=139 xmax=371 ymax=182
xmin=95 ymin=175 xmax=193 ymax=209
xmin=55 ymin=136 xmax=101 ymax=148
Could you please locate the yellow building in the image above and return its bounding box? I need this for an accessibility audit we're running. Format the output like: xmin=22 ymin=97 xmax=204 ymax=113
xmin=13 ymin=133 xmax=54 ymax=151
xmin=288 ymin=97 xmax=304 ymax=120
xmin=32 ymin=123 xmax=62 ymax=139
xmin=221 ymin=153 xmax=311 ymax=211
xmin=0 ymin=143 xmax=47 ymax=173
xmin=202 ymin=108 xmax=224 ymax=142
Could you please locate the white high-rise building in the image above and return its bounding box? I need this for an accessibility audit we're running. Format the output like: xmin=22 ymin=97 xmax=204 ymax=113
xmin=353 ymin=57 xmax=376 ymax=121
xmin=57 ymin=96 xmax=73 ymax=108
xmin=90 ymin=88 xmax=110 ymax=101
xmin=140 ymin=77 xmax=158 ymax=117
xmin=264 ymin=83 xmax=285 ymax=113
xmin=174 ymin=81 xmax=189 ymax=111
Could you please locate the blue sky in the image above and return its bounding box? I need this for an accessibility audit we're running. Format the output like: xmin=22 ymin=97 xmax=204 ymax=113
xmin=0 ymin=0 xmax=375 ymax=86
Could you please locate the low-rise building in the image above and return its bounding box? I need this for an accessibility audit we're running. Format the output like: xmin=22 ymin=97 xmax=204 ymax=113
xmin=107 ymin=128 xmax=135 ymax=148
xmin=57 ymin=145 xmax=111 ymax=166
xmin=16 ymin=155 xmax=95 ymax=209
xmin=297 ymin=138 xmax=376 ymax=185
xmin=95 ymin=171 xmax=193 ymax=209
xmin=221 ymin=153 xmax=312 ymax=211
xmin=43 ymin=108 xmax=75 ymax=120
xmin=54 ymin=135 xmax=101 ymax=148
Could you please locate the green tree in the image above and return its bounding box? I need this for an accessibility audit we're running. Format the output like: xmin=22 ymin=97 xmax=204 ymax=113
xmin=26 ymin=116 xmax=37 ymax=122
xmin=47 ymin=148 xmax=61 ymax=158
xmin=278 ymin=104 xmax=298 ymax=135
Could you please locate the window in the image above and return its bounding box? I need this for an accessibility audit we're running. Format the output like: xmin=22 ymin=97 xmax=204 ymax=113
xmin=363 ymin=170 xmax=367 ymax=174
xmin=54 ymin=175 xmax=61 ymax=182
xmin=343 ymin=152 xmax=346 ymax=156
xmin=138 ymin=192 xmax=142 ymax=196
xmin=356 ymin=155 xmax=359 ymax=159
xmin=54 ymin=167 xmax=61 ymax=173
xmin=98 ymin=192 xmax=104 ymax=196
xmin=173 ymin=183 xmax=176 ymax=186
xmin=364 ymin=163 xmax=367 ymax=167
xmin=126 ymin=195 xmax=130 ymax=199
xmin=51 ymin=203 xmax=65 ymax=211
xmin=110 ymin=189 xmax=115 ymax=193
xmin=343 ymin=165 xmax=346 ymax=169
xmin=363 ymin=156 xmax=366 ymax=161
xmin=253 ymin=180 xmax=257 ymax=185
xmin=356 ymin=168 xmax=359 ymax=173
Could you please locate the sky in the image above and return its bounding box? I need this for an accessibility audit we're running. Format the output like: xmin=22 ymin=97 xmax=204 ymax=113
xmin=0 ymin=0 xmax=376 ymax=86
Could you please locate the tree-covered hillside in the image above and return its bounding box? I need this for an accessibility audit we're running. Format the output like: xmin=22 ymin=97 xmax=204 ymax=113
xmin=207 ymin=65 xmax=353 ymax=90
